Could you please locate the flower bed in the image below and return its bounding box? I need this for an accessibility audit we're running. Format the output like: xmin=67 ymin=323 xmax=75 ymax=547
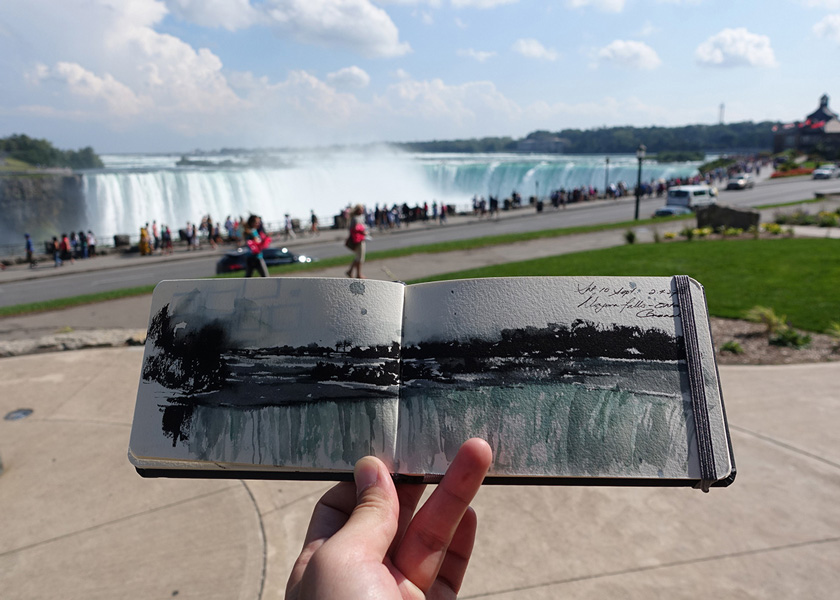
xmin=770 ymin=167 xmax=814 ymax=178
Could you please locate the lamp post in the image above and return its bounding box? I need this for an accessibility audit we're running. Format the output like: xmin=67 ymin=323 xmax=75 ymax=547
xmin=605 ymin=156 xmax=610 ymax=198
xmin=634 ymin=144 xmax=646 ymax=220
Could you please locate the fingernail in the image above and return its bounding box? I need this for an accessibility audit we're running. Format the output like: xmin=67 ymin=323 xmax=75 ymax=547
xmin=354 ymin=458 xmax=379 ymax=498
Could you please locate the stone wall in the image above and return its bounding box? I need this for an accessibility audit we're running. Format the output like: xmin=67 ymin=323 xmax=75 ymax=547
xmin=696 ymin=204 xmax=760 ymax=231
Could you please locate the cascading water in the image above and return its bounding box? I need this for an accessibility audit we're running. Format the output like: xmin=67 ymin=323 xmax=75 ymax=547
xmin=78 ymin=151 xmax=701 ymax=240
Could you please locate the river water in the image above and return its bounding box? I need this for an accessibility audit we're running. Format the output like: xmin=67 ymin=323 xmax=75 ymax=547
xmin=80 ymin=149 xmax=701 ymax=241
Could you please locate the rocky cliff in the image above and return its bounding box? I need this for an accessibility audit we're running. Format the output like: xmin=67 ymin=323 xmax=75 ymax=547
xmin=0 ymin=173 xmax=86 ymax=248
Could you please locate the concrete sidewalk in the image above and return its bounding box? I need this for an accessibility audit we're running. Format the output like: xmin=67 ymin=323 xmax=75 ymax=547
xmin=0 ymin=349 xmax=837 ymax=599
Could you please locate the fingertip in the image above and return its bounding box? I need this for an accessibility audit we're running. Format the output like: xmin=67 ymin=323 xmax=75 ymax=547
xmin=461 ymin=438 xmax=493 ymax=470
xmin=354 ymin=456 xmax=382 ymax=498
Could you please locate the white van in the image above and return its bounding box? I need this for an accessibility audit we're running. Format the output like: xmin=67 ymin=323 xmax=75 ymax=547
xmin=666 ymin=185 xmax=718 ymax=210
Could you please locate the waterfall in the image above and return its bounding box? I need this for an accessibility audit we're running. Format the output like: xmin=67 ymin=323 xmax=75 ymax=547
xmin=78 ymin=151 xmax=701 ymax=240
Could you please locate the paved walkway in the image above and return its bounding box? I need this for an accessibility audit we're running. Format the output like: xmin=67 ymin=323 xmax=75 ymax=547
xmin=1 ymin=188 xmax=839 ymax=597
xmin=1 ymin=349 xmax=837 ymax=599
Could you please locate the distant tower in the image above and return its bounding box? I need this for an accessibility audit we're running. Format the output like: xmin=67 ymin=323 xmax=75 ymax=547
xmin=719 ymin=103 xmax=725 ymax=125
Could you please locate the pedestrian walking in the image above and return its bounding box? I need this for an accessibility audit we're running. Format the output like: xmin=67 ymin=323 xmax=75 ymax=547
xmin=310 ymin=210 xmax=319 ymax=236
xmin=86 ymin=230 xmax=97 ymax=257
xmin=244 ymin=215 xmax=270 ymax=277
xmin=24 ymin=233 xmax=37 ymax=268
xmin=77 ymin=230 xmax=88 ymax=259
xmin=284 ymin=214 xmax=296 ymax=240
xmin=52 ymin=236 xmax=62 ymax=267
xmin=345 ymin=204 xmax=368 ymax=279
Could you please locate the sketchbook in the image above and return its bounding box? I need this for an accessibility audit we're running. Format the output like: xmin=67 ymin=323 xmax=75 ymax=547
xmin=128 ymin=276 xmax=735 ymax=490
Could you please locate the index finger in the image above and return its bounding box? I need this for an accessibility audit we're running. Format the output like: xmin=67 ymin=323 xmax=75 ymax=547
xmin=392 ymin=438 xmax=492 ymax=593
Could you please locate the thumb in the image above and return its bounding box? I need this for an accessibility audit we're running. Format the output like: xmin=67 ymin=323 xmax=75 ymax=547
xmin=329 ymin=456 xmax=400 ymax=561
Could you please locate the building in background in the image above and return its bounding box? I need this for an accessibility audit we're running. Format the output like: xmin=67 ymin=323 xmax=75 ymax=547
xmin=773 ymin=94 xmax=840 ymax=156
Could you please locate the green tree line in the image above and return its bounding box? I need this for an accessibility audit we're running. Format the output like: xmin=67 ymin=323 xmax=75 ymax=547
xmin=0 ymin=134 xmax=104 ymax=169
xmin=393 ymin=121 xmax=778 ymax=155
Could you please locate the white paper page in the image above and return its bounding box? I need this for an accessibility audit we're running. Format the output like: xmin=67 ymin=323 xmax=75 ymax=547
xmin=398 ymin=276 xmax=720 ymax=480
xmin=129 ymin=278 xmax=405 ymax=473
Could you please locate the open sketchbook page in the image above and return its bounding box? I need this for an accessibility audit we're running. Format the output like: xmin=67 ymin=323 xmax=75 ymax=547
xmin=128 ymin=278 xmax=405 ymax=473
xmin=397 ymin=276 xmax=731 ymax=481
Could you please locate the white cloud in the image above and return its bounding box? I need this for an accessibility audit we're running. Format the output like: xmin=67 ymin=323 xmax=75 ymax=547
xmin=261 ymin=0 xmax=410 ymax=57
xmin=373 ymin=0 xmax=442 ymax=5
xmin=454 ymin=17 xmax=468 ymax=28
xmin=512 ymin=39 xmax=559 ymax=61
xmin=451 ymin=0 xmax=519 ymax=7
xmin=597 ymin=40 xmax=661 ymax=69
xmin=165 ymin=0 xmax=260 ymax=30
xmin=566 ymin=0 xmax=625 ymax=13
xmin=695 ymin=28 xmax=777 ymax=67
xmin=38 ymin=62 xmax=150 ymax=117
xmin=814 ymin=14 xmax=840 ymax=42
xmin=637 ymin=20 xmax=659 ymax=37
xmin=457 ymin=48 xmax=497 ymax=62
xmin=5 ymin=0 xmax=243 ymax=135
xmin=326 ymin=65 xmax=371 ymax=89
xmin=374 ymin=77 xmax=521 ymax=125
xmin=165 ymin=0 xmax=411 ymax=57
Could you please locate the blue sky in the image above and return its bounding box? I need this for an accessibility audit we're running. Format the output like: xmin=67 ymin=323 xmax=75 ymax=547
xmin=1 ymin=0 xmax=839 ymax=153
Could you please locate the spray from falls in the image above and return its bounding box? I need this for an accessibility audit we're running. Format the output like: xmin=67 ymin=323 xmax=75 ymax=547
xmin=79 ymin=152 xmax=701 ymax=240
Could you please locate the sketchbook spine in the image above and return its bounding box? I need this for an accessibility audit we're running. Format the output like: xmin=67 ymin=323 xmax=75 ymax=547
xmin=674 ymin=275 xmax=717 ymax=492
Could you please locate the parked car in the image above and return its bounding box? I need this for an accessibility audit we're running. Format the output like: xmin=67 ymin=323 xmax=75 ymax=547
xmin=665 ymin=185 xmax=718 ymax=210
xmin=812 ymin=165 xmax=838 ymax=179
xmin=726 ymin=173 xmax=755 ymax=190
xmin=215 ymin=246 xmax=314 ymax=274
xmin=653 ymin=205 xmax=693 ymax=217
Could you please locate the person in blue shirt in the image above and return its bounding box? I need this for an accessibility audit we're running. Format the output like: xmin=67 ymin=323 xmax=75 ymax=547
xmin=24 ymin=233 xmax=37 ymax=268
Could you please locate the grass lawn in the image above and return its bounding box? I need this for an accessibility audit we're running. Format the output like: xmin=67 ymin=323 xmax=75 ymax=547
xmin=410 ymin=238 xmax=840 ymax=333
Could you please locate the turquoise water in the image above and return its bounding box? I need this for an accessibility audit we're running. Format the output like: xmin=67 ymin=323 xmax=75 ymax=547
xmin=172 ymin=396 xmax=399 ymax=471
xmin=396 ymin=374 xmax=691 ymax=479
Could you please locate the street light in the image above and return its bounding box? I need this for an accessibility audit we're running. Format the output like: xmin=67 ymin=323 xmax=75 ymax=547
xmin=634 ymin=144 xmax=646 ymax=220
xmin=605 ymin=156 xmax=610 ymax=198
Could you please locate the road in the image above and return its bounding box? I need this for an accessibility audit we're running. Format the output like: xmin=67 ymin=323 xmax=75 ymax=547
xmin=0 ymin=175 xmax=836 ymax=308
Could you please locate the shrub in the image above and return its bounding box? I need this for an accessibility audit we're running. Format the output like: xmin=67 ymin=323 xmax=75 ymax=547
xmin=770 ymin=327 xmax=811 ymax=349
xmin=817 ymin=211 xmax=839 ymax=227
xmin=827 ymin=322 xmax=840 ymax=352
xmin=680 ymin=227 xmax=694 ymax=240
xmin=761 ymin=222 xmax=783 ymax=235
xmin=744 ymin=305 xmax=785 ymax=336
xmin=723 ymin=227 xmax=744 ymax=237
xmin=775 ymin=210 xmax=816 ymax=226
xmin=720 ymin=340 xmax=744 ymax=355
xmin=624 ymin=229 xmax=637 ymax=245
xmin=663 ymin=231 xmax=677 ymax=240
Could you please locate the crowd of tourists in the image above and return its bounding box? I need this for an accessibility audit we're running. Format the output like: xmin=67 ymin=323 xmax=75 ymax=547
xmin=47 ymin=230 xmax=98 ymax=268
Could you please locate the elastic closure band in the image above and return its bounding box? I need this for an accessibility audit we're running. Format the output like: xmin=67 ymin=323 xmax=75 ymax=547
xmin=674 ymin=275 xmax=717 ymax=492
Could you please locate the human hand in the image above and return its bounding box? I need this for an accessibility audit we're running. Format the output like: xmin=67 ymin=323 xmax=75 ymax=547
xmin=286 ymin=438 xmax=493 ymax=599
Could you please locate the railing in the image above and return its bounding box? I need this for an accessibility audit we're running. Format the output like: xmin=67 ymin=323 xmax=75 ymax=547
xmin=0 ymin=204 xmax=477 ymax=262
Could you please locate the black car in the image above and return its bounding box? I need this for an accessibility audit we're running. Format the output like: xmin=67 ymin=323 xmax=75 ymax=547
xmin=653 ymin=205 xmax=693 ymax=217
xmin=215 ymin=246 xmax=314 ymax=274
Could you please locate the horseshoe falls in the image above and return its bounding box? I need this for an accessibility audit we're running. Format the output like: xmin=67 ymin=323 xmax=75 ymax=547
xmin=81 ymin=151 xmax=701 ymax=239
